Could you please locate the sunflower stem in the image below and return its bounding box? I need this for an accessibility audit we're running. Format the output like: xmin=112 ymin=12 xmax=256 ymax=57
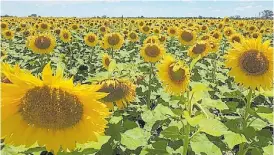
xmin=238 ymin=88 xmax=253 ymax=155
xmin=182 ymin=91 xmax=192 ymax=155
xmin=147 ymin=63 xmax=153 ymax=109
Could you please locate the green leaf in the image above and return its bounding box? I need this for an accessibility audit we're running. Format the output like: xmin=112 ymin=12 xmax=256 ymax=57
xmin=76 ymin=135 xmax=111 ymax=151
xmin=121 ymin=127 xmax=150 ymax=150
xmin=257 ymin=113 xmax=273 ymax=125
xmin=190 ymin=55 xmax=201 ymax=71
xmin=161 ymin=126 xmax=182 ymax=140
xmin=202 ymin=98 xmax=229 ymax=111
xmin=263 ymin=145 xmax=273 ymax=155
xmin=223 ymin=131 xmax=247 ymax=149
xmin=198 ymin=118 xmax=228 ymax=136
xmin=248 ymin=118 xmax=268 ymax=131
xmin=108 ymin=59 xmax=116 ymax=72
xmin=109 ymin=116 xmax=123 ymax=124
xmin=183 ymin=111 xmax=206 ymax=127
xmin=190 ymin=82 xmax=211 ymax=102
xmin=190 ymin=133 xmax=222 ymax=155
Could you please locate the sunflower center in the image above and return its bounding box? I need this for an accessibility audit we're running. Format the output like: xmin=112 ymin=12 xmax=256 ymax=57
xmin=250 ymin=27 xmax=255 ymax=31
xmin=232 ymin=36 xmax=241 ymax=43
xmin=72 ymin=25 xmax=78 ymax=29
xmin=41 ymin=23 xmax=48 ymax=29
xmin=19 ymin=86 xmax=83 ymax=129
xmin=192 ymin=44 xmax=206 ymax=54
xmin=252 ymin=33 xmax=258 ymax=38
xmin=181 ymin=31 xmax=193 ymax=42
xmin=34 ymin=36 xmax=51 ymax=49
xmin=129 ymin=33 xmax=137 ymax=39
xmin=213 ymin=33 xmax=219 ymax=39
xmin=1 ymin=23 xmax=6 ymax=29
xmin=98 ymin=82 xmax=128 ymax=102
xmin=225 ymin=30 xmax=232 ymax=36
xmin=145 ymin=45 xmax=160 ymax=57
xmin=159 ymin=36 xmax=165 ymax=42
xmin=155 ymin=29 xmax=159 ymax=33
xmin=239 ymin=50 xmax=269 ymax=76
xmin=108 ymin=34 xmax=120 ymax=46
xmin=100 ymin=27 xmax=106 ymax=32
xmin=201 ymin=36 xmax=209 ymax=40
xmin=88 ymin=35 xmax=95 ymax=43
xmin=55 ymin=29 xmax=61 ymax=35
xmin=170 ymin=29 xmax=176 ymax=34
xmin=143 ymin=26 xmax=149 ymax=32
xmin=63 ymin=33 xmax=69 ymax=39
xmin=168 ymin=65 xmax=186 ymax=82
xmin=202 ymin=26 xmax=207 ymax=30
xmin=5 ymin=31 xmax=11 ymax=36
xmin=105 ymin=58 xmax=110 ymax=66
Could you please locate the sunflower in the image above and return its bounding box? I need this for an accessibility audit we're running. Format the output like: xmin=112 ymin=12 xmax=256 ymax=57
xmin=60 ymin=29 xmax=72 ymax=43
xmin=97 ymin=79 xmax=136 ymax=110
xmin=158 ymin=34 xmax=167 ymax=44
xmin=223 ymin=17 xmax=230 ymax=23
xmin=157 ymin=54 xmax=190 ymax=95
xmin=39 ymin=23 xmax=50 ymax=31
xmin=2 ymin=30 xmax=15 ymax=40
xmin=143 ymin=35 xmax=160 ymax=44
xmin=217 ymin=22 xmax=224 ymax=30
xmin=1 ymin=63 xmax=110 ymax=153
xmin=211 ymin=31 xmax=222 ymax=42
xmin=223 ymin=27 xmax=234 ymax=38
xmin=103 ymin=32 xmax=124 ymax=50
xmin=128 ymin=31 xmax=138 ymax=42
xmin=102 ymin=53 xmax=111 ymax=70
xmin=1 ymin=22 xmax=8 ymax=31
xmin=208 ymin=40 xmax=219 ymax=53
xmin=188 ymin=41 xmax=210 ymax=58
xmin=140 ymin=43 xmax=166 ymax=63
xmin=200 ymin=25 xmax=208 ymax=32
xmin=167 ymin=27 xmax=177 ymax=37
xmin=250 ymin=32 xmax=261 ymax=39
xmin=99 ymin=26 xmax=108 ymax=34
xmin=84 ymin=32 xmax=98 ymax=47
xmin=225 ymin=38 xmax=273 ymax=90
xmin=153 ymin=27 xmax=161 ymax=35
xmin=229 ymin=33 xmax=243 ymax=44
xmin=247 ymin=25 xmax=257 ymax=32
xmin=178 ymin=30 xmax=196 ymax=46
xmin=140 ymin=25 xmax=150 ymax=35
xmin=27 ymin=33 xmax=56 ymax=54
xmin=70 ymin=24 xmax=79 ymax=31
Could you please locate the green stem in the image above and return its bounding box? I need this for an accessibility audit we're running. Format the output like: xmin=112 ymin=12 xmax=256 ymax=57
xmin=238 ymin=88 xmax=253 ymax=155
xmin=183 ymin=91 xmax=192 ymax=155
xmin=147 ymin=63 xmax=153 ymax=109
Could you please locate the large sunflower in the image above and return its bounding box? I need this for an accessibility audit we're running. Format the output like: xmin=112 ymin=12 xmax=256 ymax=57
xmin=225 ymin=38 xmax=273 ymax=90
xmin=157 ymin=54 xmax=190 ymax=95
xmin=1 ymin=63 xmax=110 ymax=153
xmin=84 ymin=32 xmax=98 ymax=47
xmin=60 ymin=29 xmax=72 ymax=43
xmin=97 ymin=79 xmax=136 ymax=110
xmin=178 ymin=30 xmax=196 ymax=46
xmin=27 ymin=33 xmax=56 ymax=54
xmin=188 ymin=41 xmax=210 ymax=58
xmin=140 ymin=43 xmax=166 ymax=63
xmin=103 ymin=33 xmax=124 ymax=50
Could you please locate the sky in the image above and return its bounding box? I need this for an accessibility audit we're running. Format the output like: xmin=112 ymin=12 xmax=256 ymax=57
xmin=1 ymin=0 xmax=273 ymax=18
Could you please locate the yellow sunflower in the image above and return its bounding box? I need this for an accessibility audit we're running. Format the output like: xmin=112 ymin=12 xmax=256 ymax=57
xmin=97 ymin=79 xmax=136 ymax=110
xmin=2 ymin=30 xmax=15 ymax=40
xmin=158 ymin=34 xmax=167 ymax=44
xmin=1 ymin=63 xmax=110 ymax=153
xmin=60 ymin=29 xmax=72 ymax=43
xmin=225 ymin=38 xmax=273 ymax=90
xmin=143 ymin=35 xmax=160 ymax=44
xmin=157 ymin=54 xmax=190 ymax=95
xmin=84 ymin=32 xmax=98 ymax=47
xmin=229 ymin=33 xmax=243 ymax=44
xmin=211 ymin=31 xmax=222 ymax=42
xmin=178 ymin=30 xmax=196 ymax=46
xmin=102 ymin=53 xmax=111 ymax=70
xmin=188 ymin=41 xmax=210 ymax=58
xmin=140 ymin=25 xmax=150 ymax=35
xmin=223 ymin=27 xmax=234 ymax=38
xmin=27 ymin=33 xmax=56 ymax=54
xmin=99 ymin=26 xmax=108 ymax=34
xmin=167 ymin=27 xmax=178 ymax=37
xmin=103 ymin=33 xmax=124 ymax=50
xmin=128 ymin=31 xmax=138 ymax=42
xmin=140 ymin=43 xmax=166 ymax=63
xmin=1 ymin=22 xmax=8 ymax=31
xmin=39 ymin=23 xmax=50 ymax=31
xmin=208 ymin=40 xmax=220 ymax=53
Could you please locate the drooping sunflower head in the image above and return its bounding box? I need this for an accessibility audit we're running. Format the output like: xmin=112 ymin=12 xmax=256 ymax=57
xmin=178 ymin=29 xmax=196 ymax=46
xmin=140 ymin=43 xmax=166 ymax=63
xmin=60 ymin=29 xmax=72 ymax=43
xmin=1 ymin=63 xmax=110 ymax=153
xmin=188 ymin=41 xmax=210 ymax=58
xmin=103 ymin=32 xmax=124 ymax=50
xmin=97 ymin=79 xmax=136 ymax=110
xmin=2 ymin=29 xmax=15 ymax=40
xmin=84 ymin=32 xmax=98 ymax=47
xmin=128 ymin=31 xmax=138 ymax=42
xmin=157 ymin=54 xmax=190 ymax=95
xmin=102 ymin=53 xmax=112 ymax=70
xmin=27 ymin=33 xmax=56 ymax=54
xmin=167 ymin=27 xmax=178 ymax=37
xmin=229 ymin=33 xmax=243 ymax=44
xmin=1 ymin=22 xmax=8 ymax=31
xmin=225 ymin=38 xmax=273 ymax=90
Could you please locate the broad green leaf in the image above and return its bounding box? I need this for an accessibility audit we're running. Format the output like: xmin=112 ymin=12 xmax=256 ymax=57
xmin=121 ymin=127 xmax=150 ymax=150
xmin=202 ymin=98 xmax=229 ymax=111
xmin=190 ymin=133 xmax=222 ymax=155
xmin=108 ymin=59 xmax=116 ymax=72
xmin=257 ymin=113 xmax=273 ymax=125
xmin=198 ymin=118 xmax=228 ymax=136
xmin=248 ymin=118 xmax=268 ymax=131
xmin=190 ymin=82 xmax=211 ymax=102
xmin=183 ymin=111 xmax=206 ymax=127
xmin=77 ymin=135 xmax=111 ymax=151
xmin=263 ymin=145 xmax=273 ymax=155
xmin=109 ymin=116 xmax=123 ymax=124
xmin=161 ymin=126 xmax=182 ymax=140
xmin=223 ymin=131 xmax=247 ymax=149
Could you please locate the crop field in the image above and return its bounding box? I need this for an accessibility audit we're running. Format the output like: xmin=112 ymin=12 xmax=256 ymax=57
xmin=0 ymin=16 xmax=273 ymax=155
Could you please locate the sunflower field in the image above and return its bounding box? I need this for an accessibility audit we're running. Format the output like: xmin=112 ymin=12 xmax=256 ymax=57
xmin=0 ymin=17 xmax=273 ymax=155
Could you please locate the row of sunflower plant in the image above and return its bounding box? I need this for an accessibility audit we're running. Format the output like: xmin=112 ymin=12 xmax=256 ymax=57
xmin=0 ymin=17 xmax=273 ymax=155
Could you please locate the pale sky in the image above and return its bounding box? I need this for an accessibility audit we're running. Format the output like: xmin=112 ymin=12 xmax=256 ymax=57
xmin=1 ymin=0 xmax=273 ymax=18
